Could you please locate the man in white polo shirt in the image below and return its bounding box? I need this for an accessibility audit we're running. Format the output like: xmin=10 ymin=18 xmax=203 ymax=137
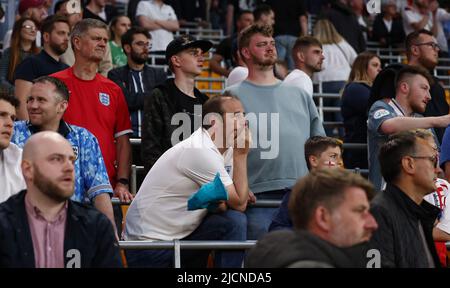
xmin=0 ymin=92 xmax=25 ymax=203
xmin=124 ymin=93 xmax=251 ymax=268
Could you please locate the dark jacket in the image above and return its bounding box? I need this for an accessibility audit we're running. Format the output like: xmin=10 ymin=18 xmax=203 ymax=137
xmin=245 ymin=230 xmax=369 ymax=268
xmin=371 ymin=14 xmax=405 ymax=47
xmin=82 ymin=4 xmax=118 ymax=24
xmin=141 ymin=78 xmax=209 ymax=172
xmin=108 ymin=64 xmax=167 ymax=113
xmin=369 ymin=183 xmax=441 ymax=268
xmin=369 ymin=63 xmax=449 ymax=144
xmin=0 ymin=190 xmax=122 ymax=268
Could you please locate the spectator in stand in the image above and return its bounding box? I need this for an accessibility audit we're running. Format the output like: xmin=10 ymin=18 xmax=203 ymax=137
xmin=127 ymin=0 xmax=141 ymax=24
xmin=246 ymin=169 xmax=377 ymax=268
xmin=226 ymin=0 xmax=261 ymax=36
xmin=349 ymin=0 xmax=369 ymax=41
xmin=371 ymin=0 xmax=406 ymax=47
xmin=14 ymin=15 xmax=70 ymax=121
xmin=284 ymin=36 xmax=324 ymax=98
xmin=313 ymin=19 xmax=357 ymax=137
xmin=210 ymin=10 xmax=254 ymax=77
xmin=108 ymin=15 xmax=131 ymax=68
xmin=108 ymin=27 xmax=167 ymax=137
xmin=323 ymin=0 xmax=366 ymax=53
xmin=171 ymin=0 xmax=209 ymax=28
xmin=253 ymin=4 xmax=275 ymax=27
xmin=369 ymin=130 xmax=441 ymax=267
xmin=58 ymin=1 xmax=114 ymax=76
xmin=210 ymin=0 xmax=228 ymax=32
xmin=367 ymin=65 xmax=450 ymax=192
xmin=0 ymin=131 xmax=122 ymax=268
xmin=0 ymin=18 xmax=39 ymax=95
xmin=341 ymin=52 xmax=381 ymax=170
xmin=403 ymin=0 xmax=450 ymax=55
xmin=125 ymin=94 xmax=250 ymax=268
xmin=265 ymin=0 xmax=308 ymax=70
xmin=51 ymin=19 xmax=134 ymax=203
xmin=3 ymin=0 xmax=48 ymax=50
xmin=226 ymin=24 xmax=325 ymax=240
xmin=136 ymin=0 xmax=180 ymax=55
xmin=83 ymin=0 xmax=119 ymax=24
xmin=0 ymin=92 xmax=26 ymax=203
xmin=225 ymin=46 xmax=248 ymax=87
xmin=141 ymin=35 xmax=212 ymax=172
xmin=269 ymin=136 xmax=344 ymax=232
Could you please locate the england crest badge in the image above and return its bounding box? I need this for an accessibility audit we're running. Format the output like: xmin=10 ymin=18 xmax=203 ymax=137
xmin=99 ymin=93 xmax=110 ymax=106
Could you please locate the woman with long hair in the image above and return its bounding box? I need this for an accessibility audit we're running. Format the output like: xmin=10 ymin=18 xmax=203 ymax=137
xmin=341 ymin=51 xmax=382 ymax=169
xmin=0 ymin=18 xmax=39 ymax=92
xmin=313 ymin=19 xmax=357 ymax=137
xmin=109 ymin=15 xmax=131 ymax=68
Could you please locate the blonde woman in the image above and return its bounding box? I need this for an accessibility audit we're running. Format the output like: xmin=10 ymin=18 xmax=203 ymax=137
xmin=341 ymin=51 xmax=381 ymax=169
xmin=313 ymin=19 xmax=357 ymax=137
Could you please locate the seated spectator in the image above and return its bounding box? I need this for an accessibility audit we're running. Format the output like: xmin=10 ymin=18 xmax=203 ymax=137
xmin=0 ymin=131 xmax=122 ymax=268
xmin=3 ymin=0 xmax=48 ymax=50
xmin=124 ymin=94 xmax=251 ymax=268
xmin=141 ymin=35 xmax=211 ymax=172
xmin=367 ymin=65 xmax=450 ymax=192
xmin=269 ymin=136 xmax=343 ymax=232
xmin=371 ymin=1 xmax=406 ymax=47
xmin=369 ymin=130 xmax=442 ymax=267
xmin=136 ymin=0 xmax=180 ymax=55
xmin=246 ymin=169 xmax=378 ymax=268
xmin=108 ymin=27 xmax=167 ymax=137
xmin=83 ymin=0 xmax=119 ymax=24
xmin=210 ymin=10 xmax=254 ymax=77
xmin=14 ymin=15 xmax=70 ymax=120
xmin=284 ymin=36 xmax=324 ymax=98
xmin=0 ymin=92 xmax=25 ymax=203
xmin=11 ymin=76 xmax=116 ymax=233
xmin=341 ymin=52 xmax=381 ymax=169
xmin=313 ymin=19 xmax=357 ymax=136
xmin=108 ymin=15 xmax=131 ymax=68
xmin=0 ymin=18 xmax=39 ymax=95
xmin=226 ymin=0 xmax=260 ymax=35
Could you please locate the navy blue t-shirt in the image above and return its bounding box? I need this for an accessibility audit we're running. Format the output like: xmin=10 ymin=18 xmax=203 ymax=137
xmin=14 ymin=49 xmax=69 ymax=82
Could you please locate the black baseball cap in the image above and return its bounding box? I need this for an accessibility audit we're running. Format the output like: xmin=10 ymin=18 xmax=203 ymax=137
xmin=165 ymin=35 xmax=213 ymax=64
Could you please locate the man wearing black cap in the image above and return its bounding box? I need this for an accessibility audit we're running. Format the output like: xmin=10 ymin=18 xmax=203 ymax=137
xmin=141 ymin=35 xmax=212 ymax=172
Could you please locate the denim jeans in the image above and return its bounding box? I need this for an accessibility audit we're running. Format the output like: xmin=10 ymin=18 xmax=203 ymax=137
xmin=245 ymin=189 xmax=287 ymax=240
xmin=275 ymin=35 xmax=297 ymax=70
xmin=126 ymin=209 xmax=247 ymax=268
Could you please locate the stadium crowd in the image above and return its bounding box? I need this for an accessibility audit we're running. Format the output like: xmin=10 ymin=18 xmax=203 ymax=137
xmin=2 ymin=0 xmax=450 ymax=268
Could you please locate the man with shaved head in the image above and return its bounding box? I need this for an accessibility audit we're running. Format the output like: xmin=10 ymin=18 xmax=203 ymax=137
xmin=0 ymin=131 xmax=121 ymax=268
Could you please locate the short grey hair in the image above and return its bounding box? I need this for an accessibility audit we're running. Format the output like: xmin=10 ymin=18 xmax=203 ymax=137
xmin=71 ymin=18 xmax=108 ymax=44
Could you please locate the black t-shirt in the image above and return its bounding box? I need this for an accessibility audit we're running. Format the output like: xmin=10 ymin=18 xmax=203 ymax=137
xmin=14 ymin=50 xmax=69 ymax=82
xmin=166 ymin=79 xmax=209 ymax=138
xmin=266 ymin=0 xmax=307 ymax=36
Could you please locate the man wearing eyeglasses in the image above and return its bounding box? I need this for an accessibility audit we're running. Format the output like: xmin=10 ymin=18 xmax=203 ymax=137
xmin=369 ymin=129 xmax=442 ymax=267
xmin=108 ymin=27 xmax=167 ymax=138
xmin=140 ymin=35 xmax=212 ymax=172
xmin=367 ymin=65 xmax=450 ymax=192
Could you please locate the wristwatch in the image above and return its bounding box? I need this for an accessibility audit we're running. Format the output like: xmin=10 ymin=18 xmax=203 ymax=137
xmin=117 ymin=178 xmax=129 ymax=186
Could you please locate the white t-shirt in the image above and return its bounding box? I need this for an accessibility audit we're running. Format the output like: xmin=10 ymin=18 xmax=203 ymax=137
xmin=313 ymin=40 xmax=357 ymax=83
xmin=0 ymin=143 xmax=26 ymax=203
xmin=136 ymin=0 xmax=178 ymax=52
xmin=402 ymin=8 xmax=432 ymax=36
xmin=226 ymin=66 xmax=248 ymax=87
xmin=424 ymin=178 xmax=450 ymax=234
xmin=124 ymin=128 xmax=233 ymax=241
xmin=283 ymin=69 xmax=313 ymax=98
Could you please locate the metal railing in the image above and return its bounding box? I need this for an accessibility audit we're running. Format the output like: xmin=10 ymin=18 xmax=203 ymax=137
xmin=120 ymin=240 xmax=256 ymax=268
